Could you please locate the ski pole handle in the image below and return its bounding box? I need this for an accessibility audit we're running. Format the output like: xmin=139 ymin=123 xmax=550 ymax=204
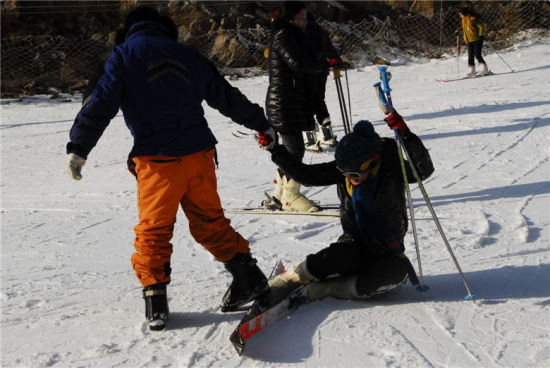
xmin=378 ymin=66 xmax=392 ymax=93
xmin=373 ymin=82 xmax=390 ymax=115
xmin=378 ymin=66 xmax=394 ymax=113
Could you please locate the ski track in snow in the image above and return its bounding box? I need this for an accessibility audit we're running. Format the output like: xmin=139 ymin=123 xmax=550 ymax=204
xmin=1 ymin=37 xmax=550 ymax=367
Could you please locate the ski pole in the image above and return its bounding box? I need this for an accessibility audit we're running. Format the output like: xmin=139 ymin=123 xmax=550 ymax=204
xmin=485 ymin=41 xmax=514 ymax=72
xmin=333 ymin=68 xmax=351 ymax=134
xmin=374 ymin=77 xmax=427 ymax=292
xmin=378 ymin=65 xmax=478 ymax=301
xmin=456 ymin=33 xmax=461 ymax=78
xmin=344 ymin=70 xmax=353 ymax=129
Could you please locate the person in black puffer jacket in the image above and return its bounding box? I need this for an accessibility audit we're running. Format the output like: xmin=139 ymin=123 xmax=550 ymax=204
xmin=302 ymin=12 xmax=345 ymax=149
xmin=265 ymin=1 xmax=329 ymax=212
xmin=266 ymin=114 xmax=434 ymax=303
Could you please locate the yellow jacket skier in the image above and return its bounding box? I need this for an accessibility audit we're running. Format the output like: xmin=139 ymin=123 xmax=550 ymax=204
xmin=459 ymin=7 xmax=489 ymax=77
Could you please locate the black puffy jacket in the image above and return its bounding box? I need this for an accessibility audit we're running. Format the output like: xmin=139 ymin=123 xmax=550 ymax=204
xmin=265 ymin=19 xmax=328 ymax=134
xmin=270 ymin=132 xmax=434 ymax=253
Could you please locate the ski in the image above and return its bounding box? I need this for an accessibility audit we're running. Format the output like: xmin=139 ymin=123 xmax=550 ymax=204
xmin=231 ymin=130 xmax=258 ymax=139
xmin=224 ymin=192 xmax=339 ymax=216
xmin=435 ymin=71 xmax=495 ymax=83
xmin=230 ymin=260 xmax=286 ymax=355
xmin=225 ymin=208 xmax=340 ymax=217
xmin=230 ymin=284 xmax=308 ymax=355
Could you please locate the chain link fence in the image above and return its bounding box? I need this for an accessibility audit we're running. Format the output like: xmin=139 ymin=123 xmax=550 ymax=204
xmin=2 ymin=3 xmax=549 ymax=97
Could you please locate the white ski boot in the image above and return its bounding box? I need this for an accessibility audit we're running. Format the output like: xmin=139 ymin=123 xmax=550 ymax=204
xmin=262 ymin=169 xmax=284 ymax=210
xmin=280 ymin=176 xmax=319 ymax=212
xmin=268 ymin=260 xmax=315 ymax=304
xmin=478 ymin=63 xmax=489 ymax=76
xmin=466 ymin=65 xmax=476 ymax=77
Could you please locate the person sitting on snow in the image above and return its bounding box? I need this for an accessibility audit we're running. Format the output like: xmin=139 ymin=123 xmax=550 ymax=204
xmin=259 ymin=115 xmax=434 ymax=302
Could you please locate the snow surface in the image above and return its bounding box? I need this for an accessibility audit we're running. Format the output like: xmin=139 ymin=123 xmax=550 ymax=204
xmin=1 ymin=37 xmax=549 ymax=368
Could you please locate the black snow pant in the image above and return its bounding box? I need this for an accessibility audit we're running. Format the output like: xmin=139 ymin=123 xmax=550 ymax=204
xmin=312 ymin=72 xmax=330 ymax=125
xmin=305 ymin=240 xmax=408 ymax=296
xmin=467 ymin=39 xmax=486 ymax=66
xmin=278 ymin=132 xmax=306 ymax=178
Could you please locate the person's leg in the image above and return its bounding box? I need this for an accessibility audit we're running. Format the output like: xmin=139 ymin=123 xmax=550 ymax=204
xmin=355 ymin=254 xmax=408 ymax=296
xmin=280 ymin=132 xmax=306 ymax=164
xmin=304 ymin=253 xmax=408 ymax=302
xmin=475 ymin=39 xmax=486 ymax=65
xmin=180 ymin=148 xmax=249 ymax=261
xmin=313 ymin=73 xmax=337 ymax=145
xmin=467 ymin=42 xmax=476 ymax=76
xmin=131 ymin=156 xmax=182 ymax=287
xmin=269 ymin=241 xmax=364 ymax=303
xmin=306 ymin=241 xmax=364 ymax=279
xmin=131 ymin=155 xmax=184 ymax=330
xmin=313 ymin=73 xmax=330 ymax=125
xmin=277 ymin=133 xmax=318 ymax=211
xmin=474 ymin=39 xmax=488 ymax=75
xmin=467 ymin=42 xmax=475 ymax=67
xmin=180 ymin=148 xmax=267 ymax=311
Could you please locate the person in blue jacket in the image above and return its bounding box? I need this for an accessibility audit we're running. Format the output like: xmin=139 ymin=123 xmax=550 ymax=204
xmin=65 ymin=7 xmax=277 ymax=331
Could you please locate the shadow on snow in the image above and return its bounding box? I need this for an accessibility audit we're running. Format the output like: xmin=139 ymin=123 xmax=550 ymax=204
xmin=241 ymin=263 xmax=550 ymax=362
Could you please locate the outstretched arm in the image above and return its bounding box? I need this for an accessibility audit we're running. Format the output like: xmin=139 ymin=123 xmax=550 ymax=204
xmin=203 ymin=58 xmax=270 ymax=133
xmin=269 ymin=145 xmax=339 ymax=186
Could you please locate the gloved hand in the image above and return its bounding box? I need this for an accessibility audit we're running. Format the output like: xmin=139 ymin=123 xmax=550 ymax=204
xmin=66 ymin=153 xmax=86 ymax=180
xmin=258 ymin=126 xmax=277 ymax=150
xmin=385 ymin=111 xmax=410 ymax=135
xmin=328 ymin=58 xmax=351 ymax=70
xmin=455 ymin=29 xmax=459 ymax=36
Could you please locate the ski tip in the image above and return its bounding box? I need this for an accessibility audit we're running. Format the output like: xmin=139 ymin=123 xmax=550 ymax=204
xmin=464 ymin=292 xmax=478 ymax=301
xmin=416 ymin=285 xmax=430 ymax=292
xmin=230 ymin=330 xmax=245 ymax=355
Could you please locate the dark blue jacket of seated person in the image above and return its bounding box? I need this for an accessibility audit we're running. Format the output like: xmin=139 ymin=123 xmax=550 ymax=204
xmin=69 ymin=20 xmax=269 ymax=159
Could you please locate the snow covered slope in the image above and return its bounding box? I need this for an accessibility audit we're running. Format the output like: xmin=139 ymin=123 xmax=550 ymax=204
xmin=1 ymin=37 xmax=549 ymax=367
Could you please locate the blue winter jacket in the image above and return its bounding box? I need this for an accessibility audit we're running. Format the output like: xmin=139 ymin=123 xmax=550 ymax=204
xmin=69 ymin=21 xmax=270 ymax=159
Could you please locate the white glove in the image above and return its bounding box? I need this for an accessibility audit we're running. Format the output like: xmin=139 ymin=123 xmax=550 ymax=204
xmin=66 ymin=153 xmax=86 ymax=180
xmin=258 ymin=126 xmax=277 ymax=150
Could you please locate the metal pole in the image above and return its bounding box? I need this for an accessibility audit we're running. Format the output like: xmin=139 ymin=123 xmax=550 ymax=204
xmin=486 ymin=42 xmax=514 ymax=72
xmin=378 ymin=66 xmax=477 ymax=300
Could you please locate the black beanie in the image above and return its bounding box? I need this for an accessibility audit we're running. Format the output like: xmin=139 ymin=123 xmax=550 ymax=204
xmin=124 ymin=6 xmax=161 ymax=30
xmin=335 ymin=120 xmax=382 ymax=171
xmin=283 ymin=1 xmax=306 ymax=21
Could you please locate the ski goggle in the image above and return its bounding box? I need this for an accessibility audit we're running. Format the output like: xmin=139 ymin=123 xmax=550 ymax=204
xmin=337 ymin=167 xmax=367 ymax=180
xmin=336 ymin=154 xmax=380 ymax=180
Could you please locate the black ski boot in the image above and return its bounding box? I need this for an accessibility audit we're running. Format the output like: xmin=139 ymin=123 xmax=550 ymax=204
xmin=221 ymin=253 xmax=269 ymax=312
xmin=143 ymin=283 xmax=169 ymax=331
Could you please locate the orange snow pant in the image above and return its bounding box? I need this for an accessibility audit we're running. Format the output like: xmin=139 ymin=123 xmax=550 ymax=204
xmin=130 ymin=148 xmax=250 ymax=287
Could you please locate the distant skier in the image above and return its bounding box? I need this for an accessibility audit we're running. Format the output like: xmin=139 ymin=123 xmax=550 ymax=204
xmin=458 ymin=7 xmax=489 ymax=77
xmin=65 ymin=7 xmax=276 ymax=330
xmin=263 ymin=115 xmax=434 ymax=303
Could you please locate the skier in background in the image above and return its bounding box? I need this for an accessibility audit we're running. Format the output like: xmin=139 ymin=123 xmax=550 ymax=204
xmin=264 ymin=115 xmax=434 ymax=303
xmin=65 ymin=7 xmax=277 ymax=331
xmin=458 ymin=7 xmax=489 ymax=77
xmin=264 ymin=1 xmax=329 ymax=212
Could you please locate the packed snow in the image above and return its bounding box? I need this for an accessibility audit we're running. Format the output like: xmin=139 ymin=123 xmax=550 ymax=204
xmin=1 ymin=36 xmax=549 ymax=368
